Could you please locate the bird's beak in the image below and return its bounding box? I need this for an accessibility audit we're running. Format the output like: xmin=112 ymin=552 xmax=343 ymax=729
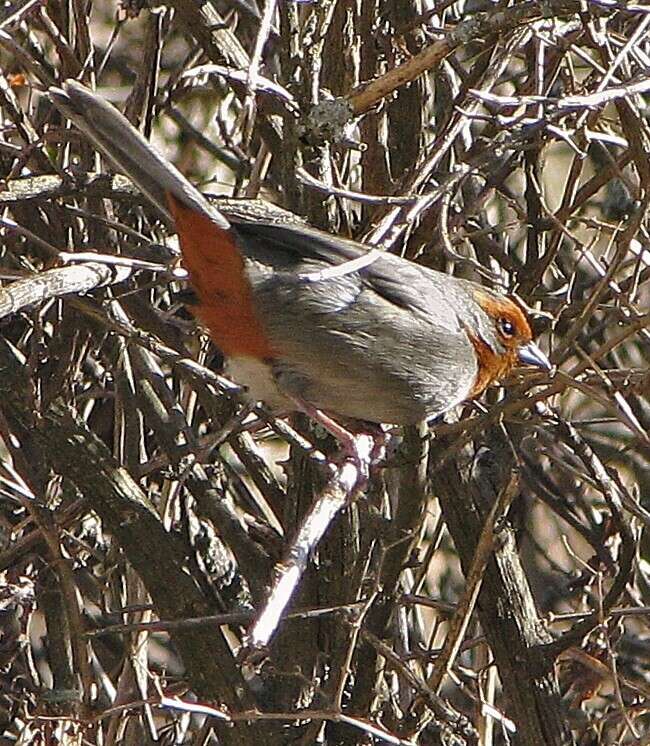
xmin=518 ymin=341 xmax=552 ymax=371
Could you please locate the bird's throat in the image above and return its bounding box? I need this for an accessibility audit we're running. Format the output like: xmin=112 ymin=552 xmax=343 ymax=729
xmin=466 ymin=331 xmax=515 ymax=398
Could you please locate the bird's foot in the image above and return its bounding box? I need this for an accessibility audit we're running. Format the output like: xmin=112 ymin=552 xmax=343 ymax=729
xmin=288 ymin=399 xmax=386 ymax=488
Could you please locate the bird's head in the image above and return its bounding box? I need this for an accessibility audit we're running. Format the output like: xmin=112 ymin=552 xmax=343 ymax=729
xmin=461 ymin=288 xmax=551 ymax=398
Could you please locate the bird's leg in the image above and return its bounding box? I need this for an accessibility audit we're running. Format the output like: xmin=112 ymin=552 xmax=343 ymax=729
xmin=287 ymin=397 xmax=376 ymax=485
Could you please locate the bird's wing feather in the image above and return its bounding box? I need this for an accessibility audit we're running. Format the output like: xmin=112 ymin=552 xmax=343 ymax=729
xmin=234 ymin=220 xmax=465 ymax=333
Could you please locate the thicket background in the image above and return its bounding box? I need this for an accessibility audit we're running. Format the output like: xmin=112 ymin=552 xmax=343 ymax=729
xmin=0 ymin=0 xmax=649 ymax=744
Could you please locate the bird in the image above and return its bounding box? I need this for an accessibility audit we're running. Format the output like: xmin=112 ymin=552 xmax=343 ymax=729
xmin=49 ymin=81 xmax=551 ymax=435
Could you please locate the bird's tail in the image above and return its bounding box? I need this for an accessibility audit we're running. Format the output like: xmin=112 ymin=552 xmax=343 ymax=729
xmin=49 ymin=81 xmax=273 ymax=359
xmin=49 ymin=80 xmax=226 ymax=230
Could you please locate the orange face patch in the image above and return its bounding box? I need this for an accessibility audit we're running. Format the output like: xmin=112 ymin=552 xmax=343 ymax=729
xmin=473 ymin=291 xmax=533 ymax=344
xmin=467 ymin=292 xmax=534 ymax=397
xmin=466 ymin=331 xmax=519 ymax=397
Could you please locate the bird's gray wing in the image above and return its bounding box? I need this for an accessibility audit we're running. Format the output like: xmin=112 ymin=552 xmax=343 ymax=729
xmin=235 ymin=220 xmax=466 ymax=332
xmin=235 ymin=221 xmax=478 ymax=423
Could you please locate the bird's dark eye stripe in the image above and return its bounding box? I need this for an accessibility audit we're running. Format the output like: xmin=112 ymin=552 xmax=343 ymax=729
xmin=498 ymin=317 xmax=515 ymax=337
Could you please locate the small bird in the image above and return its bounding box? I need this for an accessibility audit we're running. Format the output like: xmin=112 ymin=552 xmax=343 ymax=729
xmin=49 ymin=81 xmax=550 ymax=430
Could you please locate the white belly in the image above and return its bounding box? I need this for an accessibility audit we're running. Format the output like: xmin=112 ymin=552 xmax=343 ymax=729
xmin=226 ymin=356 xmax=290 ymax=412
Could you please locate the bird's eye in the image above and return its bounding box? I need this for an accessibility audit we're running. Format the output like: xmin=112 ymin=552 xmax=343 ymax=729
xmin=498 ymin=316 xmax=516 ymax=338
